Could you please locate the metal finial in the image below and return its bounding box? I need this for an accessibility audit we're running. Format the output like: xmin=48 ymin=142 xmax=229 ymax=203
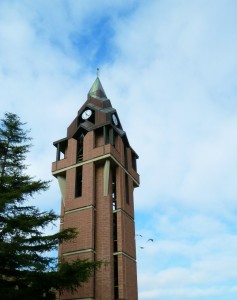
xmin=97 ymin=68 xmax=100 ymax=77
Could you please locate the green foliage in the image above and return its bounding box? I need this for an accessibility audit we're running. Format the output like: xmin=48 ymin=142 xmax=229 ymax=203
xmin=0 ymin=113 xmax=100 ymax=299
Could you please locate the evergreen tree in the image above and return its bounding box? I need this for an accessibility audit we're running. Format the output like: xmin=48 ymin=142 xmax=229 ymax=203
xmin=0 ymin=112 xmax=99 ymax=299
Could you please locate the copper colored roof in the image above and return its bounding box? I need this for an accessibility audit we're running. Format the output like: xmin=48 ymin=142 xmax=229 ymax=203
xmin=88 ymin=77 xmax=107 ymax=99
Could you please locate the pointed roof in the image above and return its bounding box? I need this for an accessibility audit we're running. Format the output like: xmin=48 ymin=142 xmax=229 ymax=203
xmin=88 ymin=77 xmax=107 ymax=99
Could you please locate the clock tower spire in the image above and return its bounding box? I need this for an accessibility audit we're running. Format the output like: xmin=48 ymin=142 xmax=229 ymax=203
xmin=88 ymin=76 xmax=107 ymax=99
xmin=52 ymin=77 xmax=140 ymax=300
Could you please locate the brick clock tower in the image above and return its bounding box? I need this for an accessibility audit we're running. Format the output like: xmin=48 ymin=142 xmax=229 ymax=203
xmin=52 ymin=77 xmax=140 ymax=300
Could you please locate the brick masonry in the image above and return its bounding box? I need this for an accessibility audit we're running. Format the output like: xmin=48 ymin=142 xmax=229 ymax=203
xmin=52 ymin=89 xmax=139 ymax=300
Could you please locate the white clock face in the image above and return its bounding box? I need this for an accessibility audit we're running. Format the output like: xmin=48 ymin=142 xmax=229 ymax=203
xmin=112 ymin=114 xmax=118 ymax=126
xmin=82 ymin=109 xmax=92 ymax=120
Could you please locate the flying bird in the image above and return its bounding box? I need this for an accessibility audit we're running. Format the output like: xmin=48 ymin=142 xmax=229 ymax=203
xmin=147 ymin=238 xmax=154 ymax=242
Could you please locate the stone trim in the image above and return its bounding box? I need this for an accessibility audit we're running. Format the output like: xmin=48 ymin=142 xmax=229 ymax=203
xmin=52 ymin=153 xmax=139 ymax=186
xmin=65 ymin=205 xmax=94 ymax=215
xmin=113 ymin=208 xmax=134 ymax=222
xmin=62 ymin=249 xmax=95 ymax=257
xmin=113 ymin=251 xmax=136 ymax=262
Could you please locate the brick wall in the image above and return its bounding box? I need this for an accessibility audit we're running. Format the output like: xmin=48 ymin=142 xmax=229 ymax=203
xmin=95 ymin=164 xmax=114 ymax=300
xmin=53 ymin=102 xmax=139 ymax=299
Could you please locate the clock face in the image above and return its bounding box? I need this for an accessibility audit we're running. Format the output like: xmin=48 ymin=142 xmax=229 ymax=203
xmin=112 ymin=114 xmax=118 ymax=126
xmin=82 ymin=109 xmax=92 ymax=120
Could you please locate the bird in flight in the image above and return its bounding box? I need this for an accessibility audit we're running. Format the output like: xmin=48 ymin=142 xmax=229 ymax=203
xmin=136 ymin=234 xmax=155 ymax=250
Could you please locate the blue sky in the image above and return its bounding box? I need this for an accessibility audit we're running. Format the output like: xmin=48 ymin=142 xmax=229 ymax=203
xmin=1 ymin=0 xmax=237 ymax=299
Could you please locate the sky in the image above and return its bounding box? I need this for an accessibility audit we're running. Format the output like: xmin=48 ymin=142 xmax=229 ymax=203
xmin=1 ymin=0 xmax=237 ymax=299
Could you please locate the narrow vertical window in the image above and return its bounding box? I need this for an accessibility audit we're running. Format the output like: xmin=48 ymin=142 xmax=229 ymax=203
xmin=114 ymin=254 xmax=119 ymax=299
xmin=109 ymin=128 xmax=115 ymax=146
xmin=75 ymin=166 xmax=82 ymax=198
xmin=113 ymin=214 xmax=118 ymax=252
xmin=56 ymin=141 xmax=68 ymax=161
xmin=112 ymin=169 xmax=117 ymax=211
xmin=132 ymin=152 xmax=137 ymax=171
xmin=56 ymin=143 xmax=60 ymax=161
xmin=112 ymin=167 xmax=118 ymax=298
xmin=102 ymin=126 xmax=117 ymax=147
xmin=77 ymin=136 xmax=84 ymax=162
xmin=124 ymin=146 xmax=128 ymax=168
xmin=103 ymin=126 xmax=109 ymax=145
xmin=125 ymin=173 xmax=129 ymax=204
